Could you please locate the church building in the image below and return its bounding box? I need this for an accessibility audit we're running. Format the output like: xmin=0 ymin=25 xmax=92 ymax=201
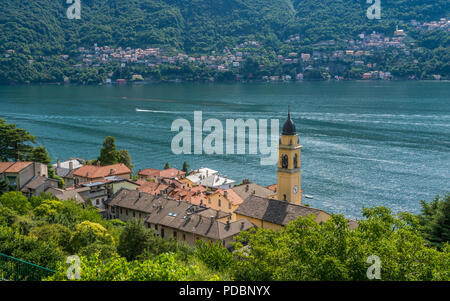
xmin=277 ymin=109 xmax=302 ymax=205
xmin=234 ymin=109 xmax=331 ymax=229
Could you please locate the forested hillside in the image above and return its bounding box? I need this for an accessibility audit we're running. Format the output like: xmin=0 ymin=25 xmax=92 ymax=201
xmin=0 ymin=0 xmax=448 ymax=83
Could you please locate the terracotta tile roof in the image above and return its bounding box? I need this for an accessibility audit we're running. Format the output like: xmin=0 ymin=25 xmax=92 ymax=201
xmin=73 ymin=164 xmax=131 ymax=179
xmin=0 ymin=162 xmax=33 ymax=173
xmin=266 ymin=184 xmax=277 ymax=192
xmin=234 ymin=195 xmax=329 ymax=226
xmin=0 ymin=162 xmax=15 ymax=173
xmin=136 ymin=180 xmax=168 ymax=195
xmin=138 ymin=168 xmax=185 ymax=179
xmin=190 ymin=185 xmax=207 ymax=193
xmin=232 ymin=182 xmax=276 ymax=200
xmin=214 ymin=188 xmax=244 ymax=206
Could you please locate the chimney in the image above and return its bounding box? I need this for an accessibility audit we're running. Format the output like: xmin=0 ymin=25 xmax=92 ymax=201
xmin=57 ymin=159 xmax=61 ymax=168
xmin=110 ymin=169 xmax=115 ymax=175
xmin=245 ymin=184 xmax=249 ymax=192
xmin=240 ymin=221 xmax=245 ymax=230
xmin=69 ymin=161 xmax=73 ymax=171
xmin=226 ymin=219 xmax=230 ymax=230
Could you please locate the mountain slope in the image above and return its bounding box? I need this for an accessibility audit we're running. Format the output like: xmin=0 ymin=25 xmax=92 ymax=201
xmin=1 ymin=0 xmax=448 ymax=54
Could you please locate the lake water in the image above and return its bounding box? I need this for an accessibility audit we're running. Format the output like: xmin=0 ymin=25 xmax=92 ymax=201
xmin=0 ymin=81 xmax=449 ymax=218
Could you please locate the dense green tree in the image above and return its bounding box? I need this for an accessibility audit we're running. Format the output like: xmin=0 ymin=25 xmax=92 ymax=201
xmin=0 ymin=226 xmax=64 ymax=270
xmin=97 ymin=136 xmax=133 ymax=169
xmin=29 ymin=224 xmax=72 ymax=252
xmin=69 ymin=221 xmax=114 ymax=253
xmin=97 ymin=136 xmax=120 ymax=166
xmin=182 ymin=161 xmax=189 ymax=173
xmin=195 ymin=241 xmax=234 ymax=272
xmin=117 ymin=219 xmax=153 ymax=261
xmin=0 ymin=118 xmax=36 ymax=161
xmin=27 ymin=146 xmax=51 ymax=165
xmin=419 ymin=194 xmax=450 ymax=248
xmin=233 ymin=208 xmax=450 ymax=281
xmin=118 ymin=149 xmax=134 ymax=169
xmin=48 ymin=252 xmax=196 ymax=281
xmin=0 ymin=179 xmax=9 ymax=195
xmin=0 ymin=191 xmax=32 ymax=215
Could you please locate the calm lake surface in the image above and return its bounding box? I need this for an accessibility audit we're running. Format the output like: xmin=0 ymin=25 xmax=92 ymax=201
xmin=1 ymin=81 xmax=449 ymax=218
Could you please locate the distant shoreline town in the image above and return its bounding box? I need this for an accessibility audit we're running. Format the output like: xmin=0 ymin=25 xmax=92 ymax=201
xmin=3 ymin=20 xmax=449 ymax=85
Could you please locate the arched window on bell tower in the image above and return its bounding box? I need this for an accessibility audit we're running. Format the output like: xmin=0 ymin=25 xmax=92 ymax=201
xmin=294 ymin=154 xmax=298 ymax=168
xmin=282 ymin=154 xmax=288 ymax=169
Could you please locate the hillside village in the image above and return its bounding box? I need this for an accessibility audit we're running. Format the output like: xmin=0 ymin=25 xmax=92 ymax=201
xmin=4 ymin=20 xmax=448 ymax=83
xmin=0 ymin=113 xmax=356 ymax=248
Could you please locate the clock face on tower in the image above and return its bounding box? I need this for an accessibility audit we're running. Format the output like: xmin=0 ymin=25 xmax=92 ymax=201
xmin=293 ymin=185 xmax=298 ymax=194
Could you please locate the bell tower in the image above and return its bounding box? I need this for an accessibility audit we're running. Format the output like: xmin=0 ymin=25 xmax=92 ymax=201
xmin=277 ymin=108 xmax=302 ymax=205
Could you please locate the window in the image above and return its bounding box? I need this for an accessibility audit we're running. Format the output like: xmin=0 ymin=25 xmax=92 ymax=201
xmin=173 ymin=231 xmax=177 ymax=239
xmin=155 ymin=224 xmax=158 ymax=230
xmin=120 ymin=208 xmax=122 ymax=214
xmin=228 ymin=203 xmax=232 ymax=210
xmin=218 ymin=198 xmax=221 ymax=207
xmin=96 ymin=199 xmax=99 ymax=205
xmin=161 ymin=228 xmax=165 ymax=238
xmin=126 ymin=209 xmax=128 ymax=215
xmin=133 ymin=211 xmax=135 ymax=217
xmin=282 ymin=154 xmax=288 ymax=169
xmin=183 ymin=234 xmax=186 ymax=241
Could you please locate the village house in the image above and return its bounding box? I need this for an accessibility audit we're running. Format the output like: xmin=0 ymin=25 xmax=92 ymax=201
xmin=73 ymin=163 xmax=131 ymax=184
xmin=0 ymin=162 xmax=54 ymax=195
xmin=234 ymin=194 xmax=331 ymax=230
xmin=198 ymin=174 xmax=236 ymax=190
xmin=45 ymin=187 xmax=84 ymax=204
xmin=53 ymin=158 xmax=84 ymax=187
xmin=20 ymin=176 xmax=59 ymax=198
xmin=137 ymin=168 xmax=186 ymax=182
xmin=106 ymin=189 xmax=253 ymax=248
xmin=206 ymin=188 xmax=244 ymax=221
xmin=231 ymin=180 xmax=276 ymax=201
xmin=69 ymin=175 xmax=140 ymax=213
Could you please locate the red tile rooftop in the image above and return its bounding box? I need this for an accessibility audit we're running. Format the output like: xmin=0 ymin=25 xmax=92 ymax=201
xmin=73 ymin=163 xmax=131 ymax=179
xmin=0 ymin=162 xmax=33 ymax=173
xmin=138 ymin=168 xmax=186 ymax=179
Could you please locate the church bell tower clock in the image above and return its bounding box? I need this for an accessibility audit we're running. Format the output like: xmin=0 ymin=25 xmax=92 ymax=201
xmin=277 ymin=108 xmax=302 ymax=205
